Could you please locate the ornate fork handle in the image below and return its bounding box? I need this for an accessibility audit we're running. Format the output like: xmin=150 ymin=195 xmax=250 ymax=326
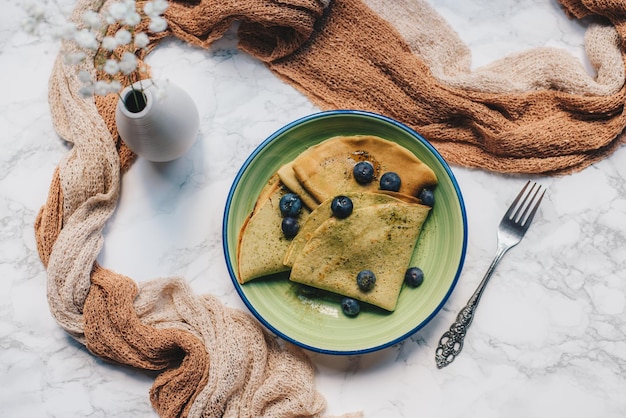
xmin=435 ymin=244 xmax=508 ymax=368
xmin=435 ymin=294 xmax=479 ymax=368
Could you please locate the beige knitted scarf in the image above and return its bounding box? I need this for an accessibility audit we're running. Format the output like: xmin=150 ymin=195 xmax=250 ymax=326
xmin=36 ymin=0 xmax=626 ymax=416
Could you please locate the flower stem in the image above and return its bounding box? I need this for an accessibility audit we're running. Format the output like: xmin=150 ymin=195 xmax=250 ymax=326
xmin=124 ymin=87 xmax=146 ymax=113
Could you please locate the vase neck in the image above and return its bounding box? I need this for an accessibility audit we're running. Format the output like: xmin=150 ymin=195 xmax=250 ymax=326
xmin=118 ymin=80 xmax=154 ymax=118
xmin=123 ymin=89 xmax=147 ymax=113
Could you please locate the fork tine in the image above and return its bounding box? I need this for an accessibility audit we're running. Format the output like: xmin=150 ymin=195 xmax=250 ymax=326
xmin=520 ymin=185 xmax=545 ymax=227
xmin=506 ymin=181 xmax=545 ymax=227
xmin=504 ymin=180 xmax=531 ymax=220
xmin=513 ymin=182 xmax=537 ymax=223
xmin=516 ymin=182 xmax=539 ymax=221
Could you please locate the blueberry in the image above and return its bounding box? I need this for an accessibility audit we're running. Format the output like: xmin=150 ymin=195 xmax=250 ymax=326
xmin=341 ymin=297 xmax=361 ymax=317
xmin=279 ymin=193 xmax=302 ymax=217
xmin=418 ymin=188 xmax=435 ymax=207
xmin=379 ymin=172 xmax=401 ymax=192
xmin=404 ymin=267 xmax=424 ymax=288
xmin=356 ymin=270 xmax=376 ymax=291
xmin=331 ymin=195 xmax=353 ymax=218
xmin=281 ymin=217 xmax=299 ymax=239
xmin=353 ymin=161 xmax=375 ymax=184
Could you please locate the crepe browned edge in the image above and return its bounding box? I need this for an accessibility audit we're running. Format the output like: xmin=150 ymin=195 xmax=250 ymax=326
xmin=251 ymin=174 xmax=282 ymax=216
xmin=283 ymin=191 xmax=422 ymax=267
xmin=236 ymin=176 xmax=310 ymax=284
xmin=289 ymin=200 xmax=431 ymax=311
xmin=289 ymin=135 xmax=438 ymax=205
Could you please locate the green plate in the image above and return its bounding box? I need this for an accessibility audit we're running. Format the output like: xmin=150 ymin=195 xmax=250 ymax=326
xmin=222 ymin=110 xmax=467 ymax=354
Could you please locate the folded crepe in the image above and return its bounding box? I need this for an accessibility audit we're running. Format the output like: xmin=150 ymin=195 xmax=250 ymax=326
xmin=284 ymin=191 xmax=422 ymax=267
xmin=237 ymin=175 xmax=310 ymax=284
xmin=288 ymin=196 xmax=431 ymax=311
xmin=277 ymin=162 xmax=319 ymax=210
xmin=286 ymin=135 xmax=438 ymax=205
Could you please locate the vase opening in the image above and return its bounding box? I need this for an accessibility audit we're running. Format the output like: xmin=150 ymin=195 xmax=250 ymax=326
xmin=123 ymin=89 xmax=148 ymax=113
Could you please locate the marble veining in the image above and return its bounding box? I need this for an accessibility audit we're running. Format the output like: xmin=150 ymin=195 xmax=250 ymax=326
xmin=2 ymin=0 xmax=626 ymax=417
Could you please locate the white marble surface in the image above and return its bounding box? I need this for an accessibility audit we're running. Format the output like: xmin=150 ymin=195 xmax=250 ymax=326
xmin=2 ymin=0 xmax=626 ymax=417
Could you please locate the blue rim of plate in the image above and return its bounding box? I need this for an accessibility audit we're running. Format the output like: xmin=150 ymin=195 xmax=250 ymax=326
xmin=222 ymin=109 xmax=467 ymax=355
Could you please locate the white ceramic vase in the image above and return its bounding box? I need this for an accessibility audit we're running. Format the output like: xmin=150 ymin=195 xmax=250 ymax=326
xmin=115 ymin=79 xmax=200 ymax=162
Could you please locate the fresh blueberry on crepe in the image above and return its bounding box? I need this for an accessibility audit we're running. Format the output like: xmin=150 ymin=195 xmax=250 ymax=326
xmin=279 ymin=193 xmax=302 ymax=217
xmin=331 ymin=195 xmax=353 ymax=218
xmin=353 ymin=161 xmax=375 ymax=184
xmin=281 ymin=217 xmax=299 ymax=239
xmin=356 ymin=270 xmax=376 ymax=291
xmin=379 ymin=172 xmax=401 ymax=192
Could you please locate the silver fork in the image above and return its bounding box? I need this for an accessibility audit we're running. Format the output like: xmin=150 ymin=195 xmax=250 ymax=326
xmin=435 ymin=180 xmax=546 ymax=369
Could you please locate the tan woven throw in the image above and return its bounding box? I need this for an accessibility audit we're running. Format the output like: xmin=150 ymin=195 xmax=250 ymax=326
xmin=36 ymin=0 xmax=626 ymax=416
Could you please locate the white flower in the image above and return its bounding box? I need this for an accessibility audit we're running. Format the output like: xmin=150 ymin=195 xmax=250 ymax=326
xmin=114 ymin=28 xmax=132 ymax=45
xmin=104 ymin=13 xmax=118 ymax=25
xmin=74 ymin=28 xmax=99 ymax=50
xmin=22 ymin=0 xmax=165 ymax=104
xmin=124 ymin=11 xmax=141 ymax=27
xmin=103 ymin=59 xmax=120 ymax=75
xmin=108 ymin=80 xmax=122 ymax=93
xmin=77 ymin=70 xmax=93 ymax=84
xmin=107 ymin=4 xmax=125 ymax=21
xmin=118 ymin=51 xmax=138 ymax=75
xmin=108 ymin=0 xmax=135 ymax=21
xmin=144 ymin=0 xmax=169 ymax=17
xmin=143 ymin=3 xmax=154 ymax=16
xmin=155 ymin=0 xmax=170 ymax=14
xmin=79 ymin=85 xmax=95 ymax=98
xmin=154 ymin=82 xmax=169 ymax=101
xmin=134 ymin=32 xmax=149 ymax=49
xmin=82 ymin=10 xmax=102 ymax=29
xmin=64 ymin=52 xmax=86 ymax=65
xmin=94 ymin=80 xmax=113 ymax=96
xmin=101 ymin=36 xmax=118 ymax=51
xmin=148 ymin=16 xmax=167 ymax=33
xmin=93 ymin=80 xmax=123 ymax=96
xmin=50 ymin=22 xmax=77 ymax=40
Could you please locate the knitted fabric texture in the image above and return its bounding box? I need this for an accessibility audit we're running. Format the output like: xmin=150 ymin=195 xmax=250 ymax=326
xmin=248 ymin=0 xmax=626 ymax=174
xmin=36 ymin=0 xmax=626 ymax=416
xmin=364 ymin=0 xmax=625 ymax=96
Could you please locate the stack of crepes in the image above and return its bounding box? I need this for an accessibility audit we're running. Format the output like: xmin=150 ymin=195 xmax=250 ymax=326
xmin=36 ymin=0 xmax=626 ymax=416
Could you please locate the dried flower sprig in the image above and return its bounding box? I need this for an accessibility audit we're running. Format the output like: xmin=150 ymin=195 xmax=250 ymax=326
xmin=22 ymin=0 xmax=169 ymax=111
